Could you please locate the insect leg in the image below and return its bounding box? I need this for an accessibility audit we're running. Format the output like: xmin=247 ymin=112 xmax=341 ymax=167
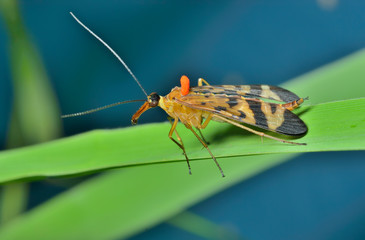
xmin=200 ymin=113 xmax=213 ymax=129
xmin=282 ymin=98 xmax=305 ymax=111
xmin=196 ymin=113 xmax=213 ymax=145
xmin=168 ymin=117 xmax=185 ymax=147
xmin=213 ymin=114 xmax=306 ymax=145
xmin=185 ymin=124 xmax=225 ymax=177
xmin=198 ymin=78 xmax=210 ymax=86
xmin=196 ymin=129 xmax=210 ymax=146
xmin=168 ymin=117 xmax=192 ymax=175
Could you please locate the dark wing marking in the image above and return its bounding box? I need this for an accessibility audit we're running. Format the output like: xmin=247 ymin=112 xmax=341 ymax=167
xmin=176 ymin=94 xmax=307 ymax=135
xmin=189 ymin=85 xmax=300 ymax=102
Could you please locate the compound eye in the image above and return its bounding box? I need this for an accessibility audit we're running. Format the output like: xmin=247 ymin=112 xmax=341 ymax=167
xmin=148 ymin=93 xmax=160 ymax=107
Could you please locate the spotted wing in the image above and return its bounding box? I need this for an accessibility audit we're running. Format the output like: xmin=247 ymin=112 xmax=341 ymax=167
xmin=176 ymin=94 xmax=307 ymax=135
xmin=190 ymin=84 xmax=300 ymax=102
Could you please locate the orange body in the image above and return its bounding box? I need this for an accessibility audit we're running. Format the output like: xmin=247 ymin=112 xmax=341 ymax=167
xmin=159 ymin=87 xmax=208 ymax=128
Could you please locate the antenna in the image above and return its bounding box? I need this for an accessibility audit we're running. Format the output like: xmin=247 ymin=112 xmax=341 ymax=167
xmin=70 ymin=12 xmax=148 ymax=97
xmin=61 ymin=99 xmax=145 ymax=118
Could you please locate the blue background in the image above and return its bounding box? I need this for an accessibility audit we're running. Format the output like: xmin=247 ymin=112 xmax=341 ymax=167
xmin=1 ymin=1 xmax=365 ymax=239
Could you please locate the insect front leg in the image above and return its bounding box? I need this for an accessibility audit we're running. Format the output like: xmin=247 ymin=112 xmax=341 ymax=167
xmin=184 ymin=124 xmax=225 ymax=177
xmin=198 ymin=78 xmax=210 ymax=86
xmin=168 ymin=117 xmax=192 ymax=175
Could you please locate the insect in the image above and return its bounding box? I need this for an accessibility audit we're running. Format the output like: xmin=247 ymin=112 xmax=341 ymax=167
xmin=63 ymin=13 xmax=307 ymax=177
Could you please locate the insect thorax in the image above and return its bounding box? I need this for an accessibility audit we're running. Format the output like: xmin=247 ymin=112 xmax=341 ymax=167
xmin=159 ymin=87 xmax=205 ymax=127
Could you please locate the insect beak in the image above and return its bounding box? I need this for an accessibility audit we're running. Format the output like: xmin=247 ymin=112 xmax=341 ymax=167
xmin=131 ymin=101 xmax=151 ymax=125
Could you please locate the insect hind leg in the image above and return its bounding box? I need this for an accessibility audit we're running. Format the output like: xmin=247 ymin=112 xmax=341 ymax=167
xmin=197 ymin=128 xmax=210 ymax=146
xmin=213 ymin=114 xmax=306 ymax=145
xmin=197 ymin=113 xmax=213 ymax=146
xmin=198 ymin=78 xmax=210 ymax=86
xmin=185 ymin=124 xmax=225 ymax=177
xmin=282 ymin=97 xmax=306 ymax=111
xmin=168 ymin=117 xmax=192 ymax=175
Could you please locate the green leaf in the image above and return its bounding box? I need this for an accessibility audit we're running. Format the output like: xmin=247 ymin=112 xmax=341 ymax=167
xmin=282 ymin=49 xmax=365 ymax=104
xmin=0 ymin=97 xmax=364 ymax=184
xmin=0 ymin=50 xmax=364 ymax=184
xmin=0 ymin=0 xmax=62 ymax=146
xmin=0 ymin=154 xmax=292 ymax=240
xmin=0 ymin=49 xmax=364 ymax=239
xmin=167 ymin=211 xmax=245 ymax=239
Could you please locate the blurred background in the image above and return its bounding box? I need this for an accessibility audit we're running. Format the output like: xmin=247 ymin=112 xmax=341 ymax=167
xmin=1 ymin=0 xmax=365 ymax=239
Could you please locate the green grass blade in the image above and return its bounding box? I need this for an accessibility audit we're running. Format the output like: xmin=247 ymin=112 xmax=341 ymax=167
xmin=282 ymin=49 xmax=365 ymax=104
xmin=0 ymin=0 xmax=62 ymax=145
xmin=0 ymin=153 xmax=293 ymax=240
xmin=0 ymin=49 xmax=364 ymax=239
xmin=0 ymin=49 xmax=364 ymax=183
xmin=0 ymin=94 xmax=365 ymax=182
xmin=167 ymin=211 xmax=245 ymax=240
xmin=0 ymin=97 xmax=364 ymax=183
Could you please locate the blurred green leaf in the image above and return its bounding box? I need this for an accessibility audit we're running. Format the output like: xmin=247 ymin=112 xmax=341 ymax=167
xmin=167 ymin=211 xmax=245 ymax=240
xmin=282 ymin=49 xmax=365 ymax=105
xmin=0 ymin=0 xmax=62 ymax=146
xmin=0 ymin=49 xmax=364 ymax=239
xmin=0 ymin=0 xmax=61 ymax=224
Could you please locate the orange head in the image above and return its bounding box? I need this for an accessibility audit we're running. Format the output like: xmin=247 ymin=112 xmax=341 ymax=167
xmin=131 ymin=93 xmax=160 ymax=125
